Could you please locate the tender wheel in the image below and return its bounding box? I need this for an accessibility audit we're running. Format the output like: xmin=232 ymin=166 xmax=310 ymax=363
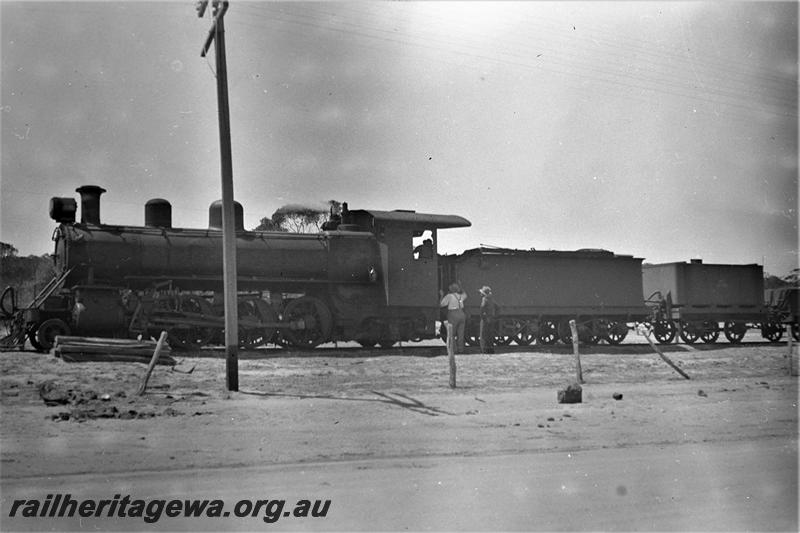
xmin=652 ymin=320 xmax=676 ymax=344
xmin=700 ymin=321 xmax=720 ymax=343
xmin=35 ymin=318 xmax=71 ymax=351
xmin=281 ymin=296 xmax=333 ymax=348
xmin=723 ymin=320 xmax=747 ymax=343
xmin=461 ymin=317 xmax=479 ymax=347
xmin=679 ymin=321 xmax=699 ymax=344
xmin=605 ymin=321 xmax=628 ymax=345
xmin=558 ymin=321 xmax=574 ymax=345
xmin=514 ymin=328 xmax=536 ymax=346
xmin=537 ymin=320 xmax=558 ymax=345
xmin=494 ymin=333 xmax=514 ymax=346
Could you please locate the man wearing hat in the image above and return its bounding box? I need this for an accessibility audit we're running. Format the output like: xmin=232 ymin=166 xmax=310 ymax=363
xmin=479 ymin=285 xmax=499 ymax=354
xmin=440 ymin=283 xmax=468 ymax=354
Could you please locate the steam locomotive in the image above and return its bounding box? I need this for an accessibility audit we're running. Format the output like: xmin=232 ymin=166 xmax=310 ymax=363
xmin=1 ymin=185 xmax=795 ymax=351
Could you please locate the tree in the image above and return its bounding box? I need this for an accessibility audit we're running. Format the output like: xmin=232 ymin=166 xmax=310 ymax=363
xmin=764 ymin=269 xmax=799 ymax=289
xmin=0 ymin=242 xmax=18 ymax=258
xmin=253 ymin=200 xmax=341 ymax=233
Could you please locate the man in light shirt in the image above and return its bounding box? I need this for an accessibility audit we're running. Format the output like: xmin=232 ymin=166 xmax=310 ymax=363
xmin=440 ymin=283 xmax=467 ymax=353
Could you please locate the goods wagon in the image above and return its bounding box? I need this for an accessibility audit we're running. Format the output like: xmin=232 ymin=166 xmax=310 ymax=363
xmin=642 ymin=260 xmax=767 ymax=343
xmin=438 ymin=248 xmax=648 ymax=345
xmin=764 ymin=286 xmax=799 ymax=341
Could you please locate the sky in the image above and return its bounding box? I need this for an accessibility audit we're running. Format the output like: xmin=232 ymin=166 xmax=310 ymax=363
xmin=1 ymin=1 xmax=797 ymax=276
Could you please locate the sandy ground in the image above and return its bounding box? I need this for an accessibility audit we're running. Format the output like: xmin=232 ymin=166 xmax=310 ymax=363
xmin=0 ymin=337 xmax=798 ymax=530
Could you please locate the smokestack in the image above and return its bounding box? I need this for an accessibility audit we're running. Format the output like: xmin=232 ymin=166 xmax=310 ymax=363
xmin=75 ymin=185 xmax=107 ymax=225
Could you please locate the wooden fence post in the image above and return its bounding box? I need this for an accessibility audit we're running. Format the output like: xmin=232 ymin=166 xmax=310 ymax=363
xmin=569 ymin=319 xmax=584 ymax=384
xmin=642 ymin=327 xmax=690 ymax=380
xmin=447 ymin=322 xmax=456 ymax=388
xmin=788 ymin=324 xmax=794 ymax=376
xmin=136 ymin=331 xmax=169 ymax=396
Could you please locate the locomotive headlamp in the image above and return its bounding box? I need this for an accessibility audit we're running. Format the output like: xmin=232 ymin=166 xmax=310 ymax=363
xmin=49 ymin=197 xmax=77 ymax=223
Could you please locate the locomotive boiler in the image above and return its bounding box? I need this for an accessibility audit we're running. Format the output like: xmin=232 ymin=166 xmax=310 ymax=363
xmin=0 ymin=185 xmax=470 ymax=350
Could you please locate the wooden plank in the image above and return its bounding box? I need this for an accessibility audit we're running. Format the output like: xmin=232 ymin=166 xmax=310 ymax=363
xmin=55 ymin=349 xmax=176 ymax=366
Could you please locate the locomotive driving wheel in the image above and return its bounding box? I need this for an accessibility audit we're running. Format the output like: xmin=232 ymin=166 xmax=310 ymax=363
xmin=162 ymin=294 xmax=215 ymax=350
xmin=281 ymin=296 xmax=333 ymax=348
xmin=238 ymin=299 xmax=278 ymax=350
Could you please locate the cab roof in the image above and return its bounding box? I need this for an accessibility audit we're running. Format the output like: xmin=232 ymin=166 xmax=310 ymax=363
xmin=345 ymin=209 xmax=471 ymax=231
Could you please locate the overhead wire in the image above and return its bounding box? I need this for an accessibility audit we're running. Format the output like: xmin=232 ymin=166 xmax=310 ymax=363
xmin=231 ymin=3 xmax=797 ymax=120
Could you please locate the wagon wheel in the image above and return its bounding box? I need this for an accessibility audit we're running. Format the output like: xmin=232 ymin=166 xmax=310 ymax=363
xmin=679 ymin=321 xmax=699 ymax=344
xmin=605 ymin=321 xmax=628 ymax=345
xmin=700 ymin=321 xmax=720 ymax=344
xmin=34 ymin=318 xmax=71 ymax=351
xmin=238 ymin=299 xmax=278 ymax=350
xmin=652 ymin=320 xmax=676 ymax=344
xmin=378 ymin=339 xmax=396 ymax=348
xmin=537 ymin=320 xmax=558 ymax=345
xmin=760 ymin=323 xmax=783 ymax=343
xmin=281 ymin=296 xmax=333 ymax=348
xmin=723 ymin=320 xmax=747 ymax=343
xmin=167 ymin=294 xmax=215 ymax=350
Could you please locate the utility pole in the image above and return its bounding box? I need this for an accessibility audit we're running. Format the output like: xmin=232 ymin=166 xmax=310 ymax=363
xmin=198 ymin=0 xmax=238 ymax=391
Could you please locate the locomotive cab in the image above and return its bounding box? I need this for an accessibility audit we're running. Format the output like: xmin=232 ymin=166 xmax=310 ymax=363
xmin=340 ymin=207 xmax=470 ymax=308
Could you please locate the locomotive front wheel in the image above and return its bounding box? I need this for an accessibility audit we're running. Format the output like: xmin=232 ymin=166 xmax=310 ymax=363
xmin=281 ymin=296 xmax=333 ymax=348
xmin=700 ymin=321 xmax=720 ymax=344
xmin=34 ymin=318 xmax=71 ymax=352
xmin=723 ymin=321 xmax=747 ymax=343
